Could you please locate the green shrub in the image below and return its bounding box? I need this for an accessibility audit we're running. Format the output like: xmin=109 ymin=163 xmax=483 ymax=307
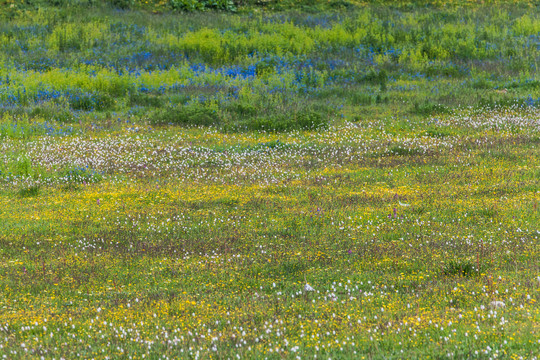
xmin=224 ymin=101 xmax=258 ymax=117
xmin=107 ymin=0 xmax=135 ymax=9
xmin=363 ymin=69 xmax=388 ymax=86
xmin=248 ymin=110 xmax=328 ymax=132
xmin=412 ymin=100 xmax=450 ymax=116
xmin=375 ymin=94 xmax=389 ymax=104
xmin=69 ymin=92 xmax=115 ymax=111
xmin=296 ymin=110 xmax=327 ymax=129
xmin=349 ymin=93 xmax=372 ymax=106
xmin=151 ymin=104 xmax=219 ymax=126
xmin=169 ymin=0 xmax=236 ymax=11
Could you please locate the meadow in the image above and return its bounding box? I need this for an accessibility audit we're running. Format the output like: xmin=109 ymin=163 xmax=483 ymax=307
xmin=1 ymin=0 xmax=540 ymax=358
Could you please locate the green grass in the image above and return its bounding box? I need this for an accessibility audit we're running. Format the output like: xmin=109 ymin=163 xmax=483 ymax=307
xmin=1 ymin=2 xmax=540 ymax=359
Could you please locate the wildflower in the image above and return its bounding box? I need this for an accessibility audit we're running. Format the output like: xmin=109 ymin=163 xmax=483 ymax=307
xmin=489 ymin=301 xmax=505 ymax=309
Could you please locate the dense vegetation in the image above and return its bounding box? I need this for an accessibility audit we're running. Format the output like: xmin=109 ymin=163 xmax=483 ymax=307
xmin=1 ymin=1 xmax=540 ymax=358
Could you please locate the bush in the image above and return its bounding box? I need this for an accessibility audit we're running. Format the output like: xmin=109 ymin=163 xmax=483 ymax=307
xmin=107 ymin=0 xmax=135 ymax=9
xmin=349 ymin=93 xmax=373 ymax=106
xmin=151 ymin=104 xmax=219 ymax=126
xmin=150 ymin=99 xmax=331 ymax=132
xmin=412 ymin=100 xmax=450 ymax=116
xmin=224 ymin=102 xmax=258 ymax=117
xmin=363 ymin=69 xmax=388 ymax=87
xmin=169 ymin=0 xmax=236 ymax=11
xmin=248 ymin=110 xmax=328 ymax=132
xmin=296 ymin=110 xmax=327 ymax=129
xmin=69 ymin=92 xmax=115 ymax=111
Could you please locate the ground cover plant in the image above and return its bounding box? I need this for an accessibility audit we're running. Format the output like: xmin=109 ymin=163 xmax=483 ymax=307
xmin=1 ymin=0 xmax=540 ymax=358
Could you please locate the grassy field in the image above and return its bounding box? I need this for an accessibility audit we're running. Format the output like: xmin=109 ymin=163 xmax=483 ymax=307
xmin=1 ymin=1 xmax=540 ymax=358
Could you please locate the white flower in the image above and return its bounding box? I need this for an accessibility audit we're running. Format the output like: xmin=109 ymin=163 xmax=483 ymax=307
xmin=398 ymin=201 xmax=410 ymax=207
xmin=304 ymin=283 xmax=315 ymax=292
xmin=490 ymin=301 xmax=505 ymax=309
